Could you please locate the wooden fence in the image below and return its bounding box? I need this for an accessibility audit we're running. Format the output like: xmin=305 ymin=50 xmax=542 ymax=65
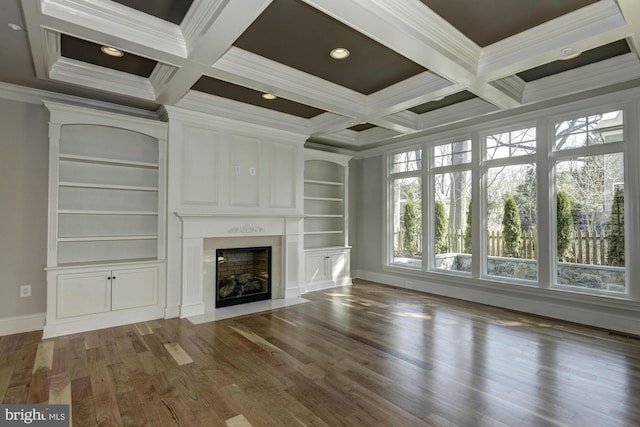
xmin=397 ymin=228 xmax=613 ymax=265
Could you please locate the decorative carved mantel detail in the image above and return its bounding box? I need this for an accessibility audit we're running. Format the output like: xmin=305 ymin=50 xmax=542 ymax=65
xmin=228 ymin=224 xmax=265 ymax=233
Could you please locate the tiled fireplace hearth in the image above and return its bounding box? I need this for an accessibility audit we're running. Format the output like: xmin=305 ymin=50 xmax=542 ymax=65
xmin=174 ymin=214 xmax=304 ymax=317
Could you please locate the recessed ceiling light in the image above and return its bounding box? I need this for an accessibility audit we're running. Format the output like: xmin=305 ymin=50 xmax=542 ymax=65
xmin=431 ymin=96 xmax=445 ymax=102
xmin=100 ymin=46 xmax=124 ymax=57
xmin=8 ymin=23 xmax=23 ymax=31
xmin=262 ymin=93 xmax=277 ymax=100
xmin=559 ymin=47 xmax=581 ymax=60
xmin=330 ymin=47 xmax=350 ymax=59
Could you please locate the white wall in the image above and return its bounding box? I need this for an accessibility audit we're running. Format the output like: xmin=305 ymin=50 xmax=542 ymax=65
xmin=0 ymin=98 xmax=48 ymax=321
xmin=350 ymin=155 xmax=384 ymax=274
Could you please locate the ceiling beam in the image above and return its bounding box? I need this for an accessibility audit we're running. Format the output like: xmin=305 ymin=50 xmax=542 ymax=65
xmin=302 ymin=0 xmax=521 ymax=109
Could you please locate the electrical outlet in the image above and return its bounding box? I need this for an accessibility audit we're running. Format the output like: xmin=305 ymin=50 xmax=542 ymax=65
xmin=249 ymin=167 xmax=256 ymax=176
xmin=20 ymin=285 xmax=31 ymax=297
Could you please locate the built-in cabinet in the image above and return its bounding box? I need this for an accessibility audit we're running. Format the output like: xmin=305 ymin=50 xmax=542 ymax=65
xmin=304 ymin=149 xmax=352 ymax=291
xmin=43 ymin=102 xmax=167 ymax=338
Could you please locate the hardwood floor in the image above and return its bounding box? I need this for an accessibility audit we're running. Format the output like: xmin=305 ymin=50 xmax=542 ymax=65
xmin=2 ymin=280 xmax=640 ymax=426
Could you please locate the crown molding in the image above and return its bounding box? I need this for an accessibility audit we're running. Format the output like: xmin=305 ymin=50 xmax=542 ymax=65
xmin=211 ymin=47 xmax=366 ymax=117
xmin=616 ymin=0 xmax=640 ymax=56
xmin=418 ymin=97 xmax=499 ymax=130
xmin=162 ymin=104 xmax=308 ymax=143
xmin=175 ymin=91 xmax=309 ymax=136
xmin=479 ymin=0 xmax=628 ymax=81
xmin=306 ymin=0 xmax=479 ymax=72
xmin=307 ymin=113 xmax=355 ymax=136
xmin=50 ymin=57 xmax=156 ymax=100
xmin=41 ymin=0 xmax=187 ymax=57
xmin=358 ymin=126 xmax=402 ymax=146
xmin=366 ymin=71 xmax=458 ymax=117
xmin=523 ymin=54 xmax=640 ymax=104
xmin=370 ymin=111 xmax=418 ymax=134
xmin=491 ymin=76 xmax=526 ymax=104
xmin=311 ymin=130 xmax=361 ymax=147
xmin=0 ymin=82 xmax=159 ymax=119
xmin=181 ymin=0 xmax=229 ymax=51
xmin=149 ymin=63 xmax=180 ymax=96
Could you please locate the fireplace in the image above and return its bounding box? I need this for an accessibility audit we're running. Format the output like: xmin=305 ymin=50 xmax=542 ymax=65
xmin=174 ymin=214 xmax=304 ymax=318
xmin=216 ymin=246 xmax=272 ymax=307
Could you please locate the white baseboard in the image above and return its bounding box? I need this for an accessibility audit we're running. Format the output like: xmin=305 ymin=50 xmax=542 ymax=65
xmin=42 ymin=307 xmax=165 ymax=339
xmin=304 ymin=277 xmax=352 ymax=293
xmin=352 ymin=269 xmax=640 ymax=336
xmin=0 ymin=313 xmax=45 ymax=336
xmin=164 ymin=305 xmax=180 ymax=319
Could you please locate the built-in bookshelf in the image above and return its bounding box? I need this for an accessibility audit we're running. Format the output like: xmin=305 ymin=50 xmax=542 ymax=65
xmin=43 ymin=101 xmax=168 ymax=338
xmin=54 ymin=124 xmax=161 ymax=265
xmin=303 ymin=149 xmax=352 ymax=291
xmin=304 ymin=154 xmax=349 ymax=249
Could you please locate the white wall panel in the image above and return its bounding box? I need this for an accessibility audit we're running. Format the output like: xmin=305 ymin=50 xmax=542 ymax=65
xmin=267 ymin=141 xmax=297 ymax=208
xmin=181 ymin=126 xmax=219 ymax=206
xmin=228 ymin=134 xmax=260 ymax=207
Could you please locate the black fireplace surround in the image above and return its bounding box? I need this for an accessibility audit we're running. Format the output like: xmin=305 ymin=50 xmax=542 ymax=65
xmin=215 ymin=246 xmax=272 ymax=308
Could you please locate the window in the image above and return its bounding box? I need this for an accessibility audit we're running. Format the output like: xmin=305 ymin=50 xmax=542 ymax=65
xmin=554 ymin=110 xmax=626 ymax=293
xmin=432 ymin=141 xmax=472 ymax=272
xmin=486 ymin=127 xmax=536 ymax=159
xmin=384 ymin=101 xmax=633 ymax=300
xmin=389 ymin=149 xmax=422 ymax=268
xmin=555 ymin=110 xmax=623 ymax=150
xmin=483 ymin=127 xmax=538 ymax=281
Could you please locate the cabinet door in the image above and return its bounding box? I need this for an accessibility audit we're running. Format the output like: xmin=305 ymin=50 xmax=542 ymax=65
xmin=305 ymin=253 xmax=330 ymax=283
xmin=330 ymin=252 xmax=349 ymax=281
xmin=57 ymin=271 xmax=111 ymax=318
xmin=111 ymin=267 xmax=158 ymax=310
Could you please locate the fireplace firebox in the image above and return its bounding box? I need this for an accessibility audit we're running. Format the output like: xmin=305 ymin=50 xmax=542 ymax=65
xmin=215 ymin=246 xmax=272 ymax=308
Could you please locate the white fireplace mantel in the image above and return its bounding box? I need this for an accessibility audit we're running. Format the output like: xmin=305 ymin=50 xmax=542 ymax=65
xmin=174 ymin=212 xmax=304 ymax=317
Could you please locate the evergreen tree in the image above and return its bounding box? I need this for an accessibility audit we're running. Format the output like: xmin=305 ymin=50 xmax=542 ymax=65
xmin=464 ymin=199 xmax=472 ymax=253
xmin=435 ymin=199 xmax=448 ymax=253
xmin=401 ymin=191 xmax=420 ymax=256
xmin=556 ymin=190 xmax=574 ymax=262
xmin=502 ymin=195 xmax=522 ymax=257
xmin=607 ymin=186 xmax=625 ymax=266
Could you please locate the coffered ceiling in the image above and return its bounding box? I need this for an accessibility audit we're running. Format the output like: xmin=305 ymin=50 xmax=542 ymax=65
xmin=4 ymin=0 xmax=640 ymax=149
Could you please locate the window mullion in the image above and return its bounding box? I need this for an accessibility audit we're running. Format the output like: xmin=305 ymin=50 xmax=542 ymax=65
xmin=537 ymin=118 xmax=552 ymax=289
xmin=471 ymin=132 xmax=483 ymax=279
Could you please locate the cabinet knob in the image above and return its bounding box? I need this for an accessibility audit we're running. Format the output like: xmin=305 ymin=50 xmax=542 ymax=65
xmin=112 ymin=276 xmax=116 ymax=280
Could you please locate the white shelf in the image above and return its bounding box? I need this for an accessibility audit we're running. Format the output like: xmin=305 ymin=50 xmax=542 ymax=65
xmin=59 ymin=181 xmax=158 ymax=192
xmin=59 ymin=154 xmax=158 ymax=168
xmin=58 ymin=235 xmax=158 ymax=242
xmin=304 ymin=196 xmax=344 ymax=202
xmin=304 ymin=152 xmax=350 ymax=251
xmin=304 ymin=230 xmax=344 ymax=235
xmin=58 ymin=210 xmax=157 ymax=215
xmin=304 ymin=179 xmax=344 ymax=186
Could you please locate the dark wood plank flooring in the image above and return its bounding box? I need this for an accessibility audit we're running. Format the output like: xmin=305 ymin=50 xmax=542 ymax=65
xmin=2 ymin=280 xmax=640 ymax=426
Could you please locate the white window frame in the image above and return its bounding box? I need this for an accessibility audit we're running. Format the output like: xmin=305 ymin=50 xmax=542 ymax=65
xmin=548 ymin=105 xmax=630 ymax=297
xmin=381 ymin=91 xmax=640 ymax=304
xmin=385 ymin=146 xmax=423 ymax=270
xmin=427 ymin=136 xmax=474 ymax=276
